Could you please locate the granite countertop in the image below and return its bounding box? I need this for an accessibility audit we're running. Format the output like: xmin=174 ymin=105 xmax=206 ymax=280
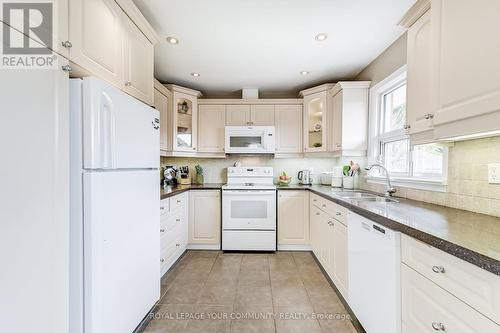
xmin=159 ymin=183 xmax=500 ymax=275
xmin=160 ymin=183 xmax=223 ymax=199
xmin=278 ymin=184 xmax=500 ymax=276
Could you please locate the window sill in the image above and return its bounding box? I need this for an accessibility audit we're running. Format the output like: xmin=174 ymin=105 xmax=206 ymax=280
xmin=366 ymin=176 xmax=447 ymax=193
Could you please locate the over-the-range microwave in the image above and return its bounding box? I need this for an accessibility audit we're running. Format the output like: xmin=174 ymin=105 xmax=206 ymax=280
xmin=224 ymin=126 xmax=275 ymax=154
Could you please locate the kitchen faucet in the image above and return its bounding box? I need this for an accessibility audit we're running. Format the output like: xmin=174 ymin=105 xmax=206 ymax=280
xmin=365 ymin=164 xmax=397 ymax=197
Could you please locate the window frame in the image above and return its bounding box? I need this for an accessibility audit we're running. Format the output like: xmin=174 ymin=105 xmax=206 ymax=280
xmin=367 ymin=65 xmax=448 ymax=192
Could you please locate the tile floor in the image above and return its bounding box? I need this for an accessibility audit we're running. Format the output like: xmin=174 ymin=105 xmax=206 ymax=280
xmin=143 ymin=251 xmax=357 ymax=333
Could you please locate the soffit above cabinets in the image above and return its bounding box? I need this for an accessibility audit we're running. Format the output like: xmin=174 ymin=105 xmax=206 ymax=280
xmin=133 ymin=0 xmax=416 ymax=95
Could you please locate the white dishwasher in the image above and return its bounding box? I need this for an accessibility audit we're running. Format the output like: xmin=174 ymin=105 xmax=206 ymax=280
xmin=348 ymin=212 xmax=401 ymax=333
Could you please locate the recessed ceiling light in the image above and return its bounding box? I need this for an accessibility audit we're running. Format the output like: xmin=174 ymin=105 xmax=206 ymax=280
xmin=166 ymin=36 xmax=179 ymax=44
xmin=300 ymin=71 xmax=310 ymax=76
xmin=315 ymin=33 xmax=328 ymax=41
xmin=191 ymin=73 xmax=200 ymax=77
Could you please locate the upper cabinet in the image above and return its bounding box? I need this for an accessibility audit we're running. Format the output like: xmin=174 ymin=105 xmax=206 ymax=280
xmin=401 ymin=0 xmax=500 ymax=141
xmin=122 ymin=15 xmax=154 ymax=105
xmin=328 ymin=82 xmax=370 ymax=156
xmin=301 ymin=85 xmax=334 ymax=153
xmin=198 ymin=105 xmax=226 ymax=153
xmin=275 ymin=105 xmax=303 ymax=155
xmin=154 ymin=80 xmax=172 ymax=152
xmin=401 ymin=2 xmax=434 ymax=143
xmin=68 ymin=0 xmax=158 ymax=105
xmin=225 ymin=104 xmax=275 ymax=126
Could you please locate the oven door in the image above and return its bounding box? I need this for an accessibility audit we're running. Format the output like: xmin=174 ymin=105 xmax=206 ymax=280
xmin=222 ymin=190 xmax=276 ymax=230
xmin=224 ymin=126 xmax=275 ymax=154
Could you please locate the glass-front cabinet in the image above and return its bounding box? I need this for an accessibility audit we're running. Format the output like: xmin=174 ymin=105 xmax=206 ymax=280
xmin=302 ymin=90 xmax=328 ymax=152
xmin=165 ymin=85 xmax=202 ymax=153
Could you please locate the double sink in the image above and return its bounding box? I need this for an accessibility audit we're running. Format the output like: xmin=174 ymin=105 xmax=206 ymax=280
xmin=333 ymin=191 xmax=398 ymax=203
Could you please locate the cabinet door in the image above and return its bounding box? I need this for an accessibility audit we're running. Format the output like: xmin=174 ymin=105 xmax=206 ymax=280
xmin=173 ymin=92 xmax=198 ymax=152
xmin=310 ymin=204 xmax=321 ymax=258
xmin=331 ymin=90 xmax=343 ymax=152
xmin=250 ymin=105 xmax=275 ymax=125
xmin=278 ymin=191 xmax=309 ymax=245
xmin=188 ymin=191 xmax=221 ymax=245
xmin=198 ymin=105 xmax=226 ymax=153
xmin=69 ymin=0 xmax=123 ymax=87
xmin=303 ymin=91 xmax=327 ymax=152
xmin=226 ymin=105 xmax=250 ymax=125
xmin=275 ymin=105 xmax=303 ymax=153
xmin=154 ymin=88 xmax=170 ymax=151
xmin=333 ymin=221 xmax=348 ymax=298
xmin=402 ymin=264 xmax=500 ymax=333
xmin=122 ymin=16 xmax=154 ymax=105
xmin=406 ymin=10 xmax=433 ymax=135
xmin=431 ymin=0 xmax=500 ymax=126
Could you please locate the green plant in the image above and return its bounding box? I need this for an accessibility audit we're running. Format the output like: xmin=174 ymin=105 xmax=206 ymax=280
xmin=195 ymin=164 xmax=203 ymax=175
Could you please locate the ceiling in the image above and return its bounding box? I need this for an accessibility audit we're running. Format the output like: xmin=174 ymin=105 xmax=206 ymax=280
xmin=133 ymin=0 xmax=415 ymax=96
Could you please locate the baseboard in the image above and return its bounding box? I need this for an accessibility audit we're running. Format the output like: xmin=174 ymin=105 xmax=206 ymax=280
xmin=186 ymin=243 xmax=221 ymax=250
xmin=277 ymin=244 xmax=312 ymax=251
xmin=311 ymin=252 xmax=366 ymax=333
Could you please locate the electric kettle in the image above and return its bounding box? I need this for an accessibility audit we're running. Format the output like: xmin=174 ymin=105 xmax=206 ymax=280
xmin=297 ymin=170 xmax=312 ymax=185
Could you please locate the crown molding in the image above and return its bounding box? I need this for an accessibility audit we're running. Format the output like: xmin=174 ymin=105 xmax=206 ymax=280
xmin=299 ymin=83 xmax=337 ymax=97
xmin=115 ymin=0 xmax=161 ymax=44
xmin=399 ymin=0 xmax=431 ymax=29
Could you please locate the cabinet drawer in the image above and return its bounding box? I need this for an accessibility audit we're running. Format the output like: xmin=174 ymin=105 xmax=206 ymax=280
xmin=402 ymin=264 xmax=500 ymax=333
xmin=160 ymin=198 xmax=169 ymax=216
xmin=161 ymin=210 xmax=184 ymax=233
xmin=402 ymin=235 xmax=500 ymax=324
xmin=169 ymin=192 xmax=188 ymax=213
xmin=311 ymin=194 xmax=347 ymax=226
xmin=160 ymin=233 xmax=183 ymax=270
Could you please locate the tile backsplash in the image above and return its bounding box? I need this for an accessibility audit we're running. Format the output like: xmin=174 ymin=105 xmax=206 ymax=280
xmin=361 ymin=136 xmax=500 ymax=217
xmin=162 ymin=136 xmax=500 ymax=217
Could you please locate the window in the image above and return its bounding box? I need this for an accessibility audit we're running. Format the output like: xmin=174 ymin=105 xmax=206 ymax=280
xmin=368 ymin=66 xmax=447 ymax=191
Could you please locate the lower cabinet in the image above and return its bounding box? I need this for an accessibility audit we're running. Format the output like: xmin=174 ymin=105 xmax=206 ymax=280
xmin=278 ymin=191 xmax=310 ymax=248
xmin=160 ymin=192 xmax=188 ymax=276
xmin=402 ymin=264 xmax=499 ymax=333
xmin=309 ymin=194 xmax=349 ymax=299
xmin=188 ymin=190 xmax=221 ymax=249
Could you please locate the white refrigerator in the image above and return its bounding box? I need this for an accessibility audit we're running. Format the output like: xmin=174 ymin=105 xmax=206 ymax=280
xmin=69 ymin=77 xmax=160 ymax=333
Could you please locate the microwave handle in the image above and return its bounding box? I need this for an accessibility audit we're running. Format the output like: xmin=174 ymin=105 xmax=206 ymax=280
xmin=298 ymin=171 xmax=303 ymax=180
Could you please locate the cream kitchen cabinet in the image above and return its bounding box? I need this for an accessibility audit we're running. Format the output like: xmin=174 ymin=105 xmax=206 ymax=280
xmin=164 ymin=85 xmax=203 ymax=154
xmin=225 ymin=104 xmax=274 ymax=126
xmin=278 ymin=191 xmax=310 ymax=249
xmin=275 ymin=105 xmax=303 ymax=155
xmin=122 ymin=15 xmax=154 ymax=105
xmin=402 ymin=5 xmax=434 ymax=142
xmin=68 ymin=0 xmax=157 ymax=105
xmin=327 ymin=82 xmax=370 ymax=156
xmin=154 ymin=80 xmax=173 ymax=152
xmin=160 ymin=192 xmax=188 ymax=276
xmin=301 ymin=87 xmax=331 ymax=152
xmin=188 ymin=190 xmax=221 ymax=249
xmin=430 ymin=0 xmax=500 ymax=139
xmin=198 ymin=105 xmax=226 ymax=153
xmin=309 ymin=193 xmax=349 ymax=298
xmin=226 ymin=105 xmax=250 ymax=125
xmin=69 ymin=0 xmax=124 ymax=87
xmin=402 ymin=264 xmax=500 ymax=333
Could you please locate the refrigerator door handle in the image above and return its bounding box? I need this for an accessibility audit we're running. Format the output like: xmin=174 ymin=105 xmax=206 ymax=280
xmin=99 ymin=92 xmax=116 ymax=169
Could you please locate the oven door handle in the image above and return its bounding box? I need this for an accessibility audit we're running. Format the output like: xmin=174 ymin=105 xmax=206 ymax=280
xmin=223 ymin=190 xmax=276 ymax=195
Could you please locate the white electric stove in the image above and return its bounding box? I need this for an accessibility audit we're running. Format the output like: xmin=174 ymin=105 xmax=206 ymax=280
xmin=222 ymin=167 xmax=276 ymax=251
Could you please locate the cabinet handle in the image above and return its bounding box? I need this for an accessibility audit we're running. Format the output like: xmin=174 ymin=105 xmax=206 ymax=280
xmin=160 ymin=229 xmax=165 ymax=232
xmin=328 ymin=221 xmax=334 ymax=226
xmin=176 ymin=218 xmax=180 ymax=222
xmin=429 ymin=114 xmax=434 ymax=119
xmin=315 ymin=212 xmax=320 ymax=216
xmin=431 ymin=322 xmax=445 ymax=331
xmin=160 ymin=258 xmax=164 ymax=263
xmin=336 ymin=143 xmax=341 ymax=148
xmin=424 ymin=114 xmax=430 ymax=120
xmin=61 ymin=64 xmax=72 ymax=72
xmin=335 ymin=212 xmax=342 ymax=216
xmin=177 ymin=200 xmax=181 ymax=203
xmin=313 ymin=199 xmax=317 ymax=202
xmin=404 ymin=124 xmax=411 ymax=130
xmin=160 ymin=206 xmax=165 ymax=210
xmin=125 ymin=81 xmax=132 ymax=87
xmin=175 ymin=243 xmax=180 ymax=247
xmin=61 ymin=40 xmax=72 ymax=48
xmin=322 ymin=204 xmax=326 ymax=208
xmin=192 ymin=147 xmax=196 ymax=150
xmin=432 ymin=266 xmax=445 ymax=274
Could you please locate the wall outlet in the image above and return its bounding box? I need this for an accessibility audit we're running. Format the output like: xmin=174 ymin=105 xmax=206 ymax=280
xmin=488 ymin=163 xmax=500 ymax=184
